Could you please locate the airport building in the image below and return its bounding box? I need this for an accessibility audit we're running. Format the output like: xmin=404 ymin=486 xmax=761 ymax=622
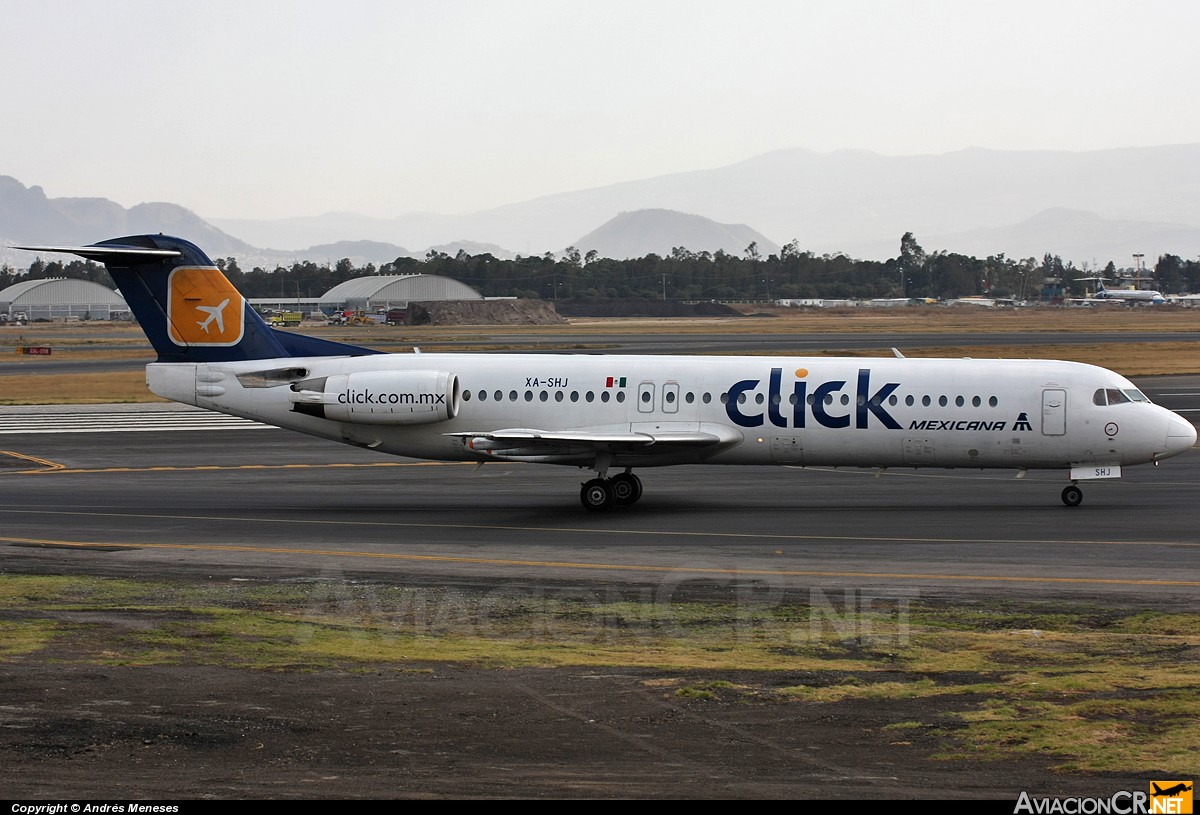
xmin=318 ymin=274 xmax=483 ymax=311
xmin=0 ymin=278 xmax=129 ymax=321
xmin=250 ymin=274 xmax=484 ymax=317
xmin=0 ymin=273 xmax=484 ymax=323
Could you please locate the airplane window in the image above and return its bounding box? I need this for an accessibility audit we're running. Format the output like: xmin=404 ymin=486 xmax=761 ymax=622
xmin=720 ymin=393 xmax=728 ymax=404
xmin=703 ymin=393 xmax=712 ymax=404
xmin=685 ymin=392 xmax=695 ymax=404
xmin=922 ymin=395 xmax=931 ymax=407
xmin=641 ymin=391 xmax=651 ymax=403
xmin=524 ymin=390 xmax=533 ymax=402
xmin=539 ymin=391 xmax=548 ymax=402
xmin=771 ymin=393 xmax=781 ymax=405
xmin=857 ymin=395 xmax=866 ymax=406
xmin=824 ymin=394 xmax=833 ymax=405
xmin=905 ymin=395 xmax=914 ymax=406
xmin=665 ymin=391 xmax=676 ymax=403
xmin=1105 ymin=388 xmax=1130 ymax=405
xmin=972 ymin=396 xmax=981 ymax=407
xmin=755 ymin=393 xmax=765 ymax=405
xmin=586 ymin=391 xmax=594 ymax=402
xmin=840 ymin=394 xmax=850 ymax=406
xmin=788 ymin=393 xmax=797 ymax=405
xmin=1093 ymin=389 xmax=1107 ymax=406
xmin=738 ymin=393 xmax=747 ymax=404
xmin=616 ymin=392 xmax=625 ymax=403
xmin=1122 ymin=388 xmax=1149 ymax=403
xmin=570 ymin=391 xmax=579 ymax=402
xmin=938 ymin=396 xmax=948 ymax=407
xmin=601 ymin=391 xmax=610 ymax=403
xmin=495 ymin=390 xmax=503 ymax=402
xmin=555 ymin=391 xmax=564 ymax=402
xmin=463 ymin=390 xmax=472 ymax=401
xmin=509 ymin=390 xmax=518 ymax=401
xmin=955 ymin=396 xmax=964 ymax=407
xmin=889 ymin=395 xmax=898 ymax=406
xmin=989 ymin=396 xmax=998 ymax=407
xmin=807 ymin=394 xmax=816 ymax=405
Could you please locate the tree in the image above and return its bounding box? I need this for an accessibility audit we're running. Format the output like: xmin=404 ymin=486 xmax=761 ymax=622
xmin=1154 ymin=254 xmax=1184 ymax=294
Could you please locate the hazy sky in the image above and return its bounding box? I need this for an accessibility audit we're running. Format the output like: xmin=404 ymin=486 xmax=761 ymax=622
xmin=4 ymin=0 xmax=1197 ymax=220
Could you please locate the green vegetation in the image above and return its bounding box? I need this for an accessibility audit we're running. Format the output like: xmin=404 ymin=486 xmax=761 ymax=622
xmin=2 ymin=574 xmax=1196 ymax=772
xmin=7 ymin=233 xmax=1200 ymax=301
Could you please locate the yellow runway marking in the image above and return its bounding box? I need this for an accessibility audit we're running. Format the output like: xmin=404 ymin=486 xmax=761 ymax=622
xmin=0 ymin=450 xmax=65 ymax=471
xmin=2 ymin=460 xmax=473 ymax=475
xmin=0 ymin=506 xmax=1198 ymax=588
xmin=0 ymin=506 xmax=1197 ymax=549
xmin=1 ymin=533 xmax=1198 ymax=587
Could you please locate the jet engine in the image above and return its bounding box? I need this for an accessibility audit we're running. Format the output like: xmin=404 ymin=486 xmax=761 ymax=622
xmin=289 ymin=370 xmax=460 ymax=425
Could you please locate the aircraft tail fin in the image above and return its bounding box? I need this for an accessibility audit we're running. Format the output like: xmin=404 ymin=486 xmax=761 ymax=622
xmin=14 ymin=234 xmax=377 ymax=362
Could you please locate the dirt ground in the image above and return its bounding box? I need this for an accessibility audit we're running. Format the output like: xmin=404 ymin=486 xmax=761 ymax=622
xmin=0 ymin=599 xmax=1147 ymax=802
xmin=3 ymin=659 xmax=1131 ymax=801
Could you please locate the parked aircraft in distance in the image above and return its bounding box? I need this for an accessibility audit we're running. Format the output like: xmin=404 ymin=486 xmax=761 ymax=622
xmin=1078 ymin=278 xmax=1166 ymax=304
xmin=16 ymin=235 xmax=1198 ymax=511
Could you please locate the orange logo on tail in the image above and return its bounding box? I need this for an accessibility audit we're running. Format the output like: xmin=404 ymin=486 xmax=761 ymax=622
xmin=167 ymin=267 xmax=245 ymax=346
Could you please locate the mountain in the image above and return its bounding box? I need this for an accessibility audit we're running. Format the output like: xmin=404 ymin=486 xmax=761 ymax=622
xmin=206 ymin=145 xmax=1200 ymax=263
xmin=921 ymin=208 xmax=1200 ymax=265
xmin=303 ymin=240 xmax=414 ymax=266
xmin=0 ymin=176 xmax=251 ymax=256
xmin=6 ymin=145 xmax=1200 ymax=268
xmin=573 ymin=209 xmax=778 ymax=259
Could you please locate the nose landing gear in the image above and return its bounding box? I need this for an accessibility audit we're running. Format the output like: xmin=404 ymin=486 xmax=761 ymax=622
xmin=1061 ymin=484 xmax=1083 ymax=507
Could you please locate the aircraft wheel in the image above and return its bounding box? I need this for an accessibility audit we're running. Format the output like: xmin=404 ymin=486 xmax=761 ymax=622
xmin=581 ymin=478 xmax=615 ymax=511
xmin=610 ymin=472 xmax=643 ymax=505
xmin=1061 ymin=485 xmax=1083 ymax=507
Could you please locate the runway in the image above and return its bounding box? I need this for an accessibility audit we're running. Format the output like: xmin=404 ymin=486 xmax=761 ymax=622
xmin=2 ymin=375 xmax=1197 ymax=609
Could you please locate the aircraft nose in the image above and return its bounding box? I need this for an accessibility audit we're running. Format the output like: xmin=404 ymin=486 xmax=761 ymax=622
xmin=1164 ymin=415 xmax=1197 ymax=458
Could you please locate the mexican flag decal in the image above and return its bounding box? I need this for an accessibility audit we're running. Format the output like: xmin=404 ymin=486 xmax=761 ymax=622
xmin=605 ymin=376 xmax=627 ymax=388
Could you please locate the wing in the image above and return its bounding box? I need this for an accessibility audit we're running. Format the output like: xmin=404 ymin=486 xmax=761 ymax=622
xmin=446 ymin=425 xmax=741 ymax=466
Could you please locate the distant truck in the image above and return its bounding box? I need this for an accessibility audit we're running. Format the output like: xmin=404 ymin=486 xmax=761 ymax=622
xmin=268 ymin=311 xmax=303 ymax=327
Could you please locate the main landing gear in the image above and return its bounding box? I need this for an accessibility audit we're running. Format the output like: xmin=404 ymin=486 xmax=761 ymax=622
xmin=1061 ymin=484 xmax=1083 ymax=507
xmin=580 ymin=471 xmax=643 ymax=511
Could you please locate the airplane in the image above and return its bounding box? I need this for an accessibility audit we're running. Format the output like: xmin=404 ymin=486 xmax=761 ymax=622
xmin=1078 ymin=277 xmax=1166 ymax=304
xmin=1151 ymin=783 xmax=1192 ymax=797
xmin=196 ymin=298 xmax=230 ymax=334
xmin=15 ymin=234 xmax=1198 ymax=511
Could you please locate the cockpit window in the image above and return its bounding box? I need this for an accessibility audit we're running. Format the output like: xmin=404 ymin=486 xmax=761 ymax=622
xmin=1093 ymin=388 xmax=1150 ymax=406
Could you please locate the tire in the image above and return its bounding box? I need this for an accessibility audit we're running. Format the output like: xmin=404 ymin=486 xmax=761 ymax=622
xmin=1061 ymin=485 xmax=1083 ymax=507
xmin=610 ymin=472 xmax=643 ymax=505
xmin=580 ymin=478 xmax=614 ymax=511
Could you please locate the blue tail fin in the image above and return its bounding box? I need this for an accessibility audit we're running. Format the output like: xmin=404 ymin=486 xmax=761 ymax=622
xmin=16 ymin=234 xmax=376 ymax=362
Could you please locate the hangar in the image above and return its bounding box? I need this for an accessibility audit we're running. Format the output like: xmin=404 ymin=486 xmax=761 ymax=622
xmin=0 ymin=278 xmax=128 ymax=321
xmin=249 ymin=274 xmax=484 ymax=316
xmin=319 ymin=274 xmax=483 ymax=311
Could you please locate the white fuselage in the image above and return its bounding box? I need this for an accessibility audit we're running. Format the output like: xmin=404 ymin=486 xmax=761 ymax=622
xmin=146 ymin=353 xmax=1195 ymax=474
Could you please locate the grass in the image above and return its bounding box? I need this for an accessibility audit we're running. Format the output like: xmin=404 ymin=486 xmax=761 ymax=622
xmin=2 ymin=574 xmax=1197 ymax=773
xmin=2 ymin=310 xmax=1198 ymax=773
xmin=1 ymin=308 xmax=1199 ymax=404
